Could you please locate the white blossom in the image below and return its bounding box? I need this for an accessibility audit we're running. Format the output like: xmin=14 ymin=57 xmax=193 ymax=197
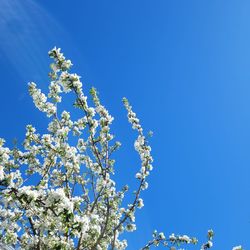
xmin=0 ymin=47 xmax=239 ymax=250
xmin=232 ymin=246 xmax=243 ymax=250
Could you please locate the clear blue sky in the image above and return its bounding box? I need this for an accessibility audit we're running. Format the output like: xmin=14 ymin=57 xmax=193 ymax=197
xmin=0 ymin=0 xmax=249 ymax=249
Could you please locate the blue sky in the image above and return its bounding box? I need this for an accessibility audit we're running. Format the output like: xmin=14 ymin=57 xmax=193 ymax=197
xmin=0 ymin=0 xmax=250 ymax=249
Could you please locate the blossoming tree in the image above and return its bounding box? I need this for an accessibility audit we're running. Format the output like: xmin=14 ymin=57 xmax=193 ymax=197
xmin=0 ymin=48 xmax=242 ymax=250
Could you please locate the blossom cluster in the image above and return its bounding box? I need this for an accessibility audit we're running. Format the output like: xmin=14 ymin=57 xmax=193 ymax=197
xmin=0 ymin=48 xmax=243 ymax=250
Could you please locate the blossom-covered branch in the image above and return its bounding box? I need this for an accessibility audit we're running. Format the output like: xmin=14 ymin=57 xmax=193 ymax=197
xmin=0 ymin=48 xmax=243 ymax=250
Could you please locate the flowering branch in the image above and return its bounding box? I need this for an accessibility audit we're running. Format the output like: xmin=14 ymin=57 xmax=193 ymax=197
xmin=0 ymin=47 xmax=243 ymax=250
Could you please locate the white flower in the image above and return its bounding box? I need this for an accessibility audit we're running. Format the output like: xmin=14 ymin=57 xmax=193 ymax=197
xmin=169 ymin=233 xmax=176 ymax=241
xmin=135 ymin=173 xmax=142 ymax=179
xmin=137 ymin=198 xmax=144 ymax=209
xmin=180 ymin=235 xmax=191 ymax=243
xmin=232 ymin=246 xmax=243 ymax=250
xmin=159 ymin=232 xmax=166 ymax=240
xmin=207 ymin=241 xmax=213 ymax=247
xmin=0 ymin=165 xmax=4 ymax=181
xmin=126 ymin=224 xmax=136 ymax=232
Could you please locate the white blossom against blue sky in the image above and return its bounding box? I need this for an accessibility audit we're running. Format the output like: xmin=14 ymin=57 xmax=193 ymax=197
xmin=0 ymin=0 xmax=249 ymax=249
